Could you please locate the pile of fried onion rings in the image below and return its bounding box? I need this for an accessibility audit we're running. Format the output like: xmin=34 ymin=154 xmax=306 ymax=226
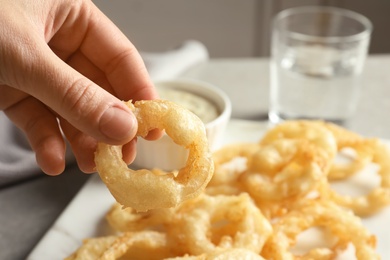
xmin=68 ymin=120 xmax=388 ymax=259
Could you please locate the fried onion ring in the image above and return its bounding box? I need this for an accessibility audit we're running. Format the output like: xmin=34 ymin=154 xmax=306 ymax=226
xmin=168 ymin=193 xmax=272 ymax=256
xmin=328 ymin=139 xmax=373 ymax=181
xmin=242 ymin=139 xmax=326 ymax=202
xmin=260 ymin=120 xmax=337 ymax=172
xmin=261 ymin=200 xmax=379 ymax=260
xmin=165 ymin=248 xmax=266 ymax=260
xmin=95 ymin=100 xmax=214 ymax=211
xmin=327 ymin=138 xmax=390 ymax=216
xmin=312 ymin=121 xmax=373 ymax=180
xmin=205 ymin=143 xmax=259 ymax=196
xmin=106 ymin=203 xmax=175 ymax=232
xmin=66 ymin=231 xmax=174 ymax=260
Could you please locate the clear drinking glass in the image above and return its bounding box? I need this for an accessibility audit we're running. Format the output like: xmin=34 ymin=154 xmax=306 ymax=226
xmin=269 ymin=6 xmax=372 ymax=125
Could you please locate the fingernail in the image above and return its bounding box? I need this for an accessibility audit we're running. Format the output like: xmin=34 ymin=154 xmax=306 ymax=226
xmin=99 ymin=106 xmax=137 ymax=142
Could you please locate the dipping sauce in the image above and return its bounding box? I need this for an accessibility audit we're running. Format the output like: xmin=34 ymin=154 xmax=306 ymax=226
xmin=157 ymin=88 xmax=219 ymax=124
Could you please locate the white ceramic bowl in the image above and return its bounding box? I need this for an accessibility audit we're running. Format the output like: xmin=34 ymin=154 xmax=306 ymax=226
xmin=132 ymin=78 xmax=232 ymax=171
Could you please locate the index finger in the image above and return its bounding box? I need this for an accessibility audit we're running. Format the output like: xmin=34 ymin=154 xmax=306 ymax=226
xmin=80 ymin=3 xmax=157 ymax=102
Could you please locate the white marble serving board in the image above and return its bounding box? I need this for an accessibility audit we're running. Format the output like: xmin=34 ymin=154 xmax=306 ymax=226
xmin=27 ymin=119 xmax=390 ymax=260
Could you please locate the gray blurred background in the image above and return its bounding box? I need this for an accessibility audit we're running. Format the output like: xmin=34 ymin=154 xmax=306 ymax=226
xmin=93 ymin=0 xmax=390 ymax=58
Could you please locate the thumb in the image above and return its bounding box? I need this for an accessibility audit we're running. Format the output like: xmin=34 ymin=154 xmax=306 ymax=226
xmin=18 ymin=48 xmax=138 ymax=145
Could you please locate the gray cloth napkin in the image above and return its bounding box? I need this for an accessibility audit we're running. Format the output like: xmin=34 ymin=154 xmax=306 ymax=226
xmin=0 ymin=40 xmax=208 ymax=187
xmin=0 ymin=115 xmax=42 ymax=186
